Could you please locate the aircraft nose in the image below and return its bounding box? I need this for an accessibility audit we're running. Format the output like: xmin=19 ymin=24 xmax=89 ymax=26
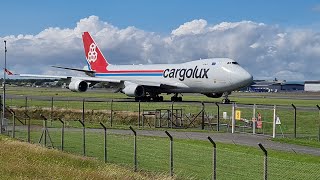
xmin=229 ymin=68 xmax=253 ymax=88
xmin=241 ymin=70 xmax=253 ymax=86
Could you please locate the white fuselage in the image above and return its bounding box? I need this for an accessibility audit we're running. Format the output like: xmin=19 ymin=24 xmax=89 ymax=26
xmin=94 ymin=58 xmax=253 ymax=94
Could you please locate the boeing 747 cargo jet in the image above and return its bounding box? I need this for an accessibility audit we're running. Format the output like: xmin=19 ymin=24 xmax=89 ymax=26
xmin=20 ymin=32 xmax=253 ymax=103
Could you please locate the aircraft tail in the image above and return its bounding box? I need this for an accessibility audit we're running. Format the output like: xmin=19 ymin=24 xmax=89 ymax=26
xmin=82 ymin=32 xmax=108 ymax=73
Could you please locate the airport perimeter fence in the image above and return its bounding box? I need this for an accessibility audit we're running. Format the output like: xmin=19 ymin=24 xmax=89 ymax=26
xmin=0 ymin=97 xmax=320 ymax=179
xmin=1 ymin=114 xmax=320 ymax=179
xmin=2 ymin=95 xmax=320 ymax=140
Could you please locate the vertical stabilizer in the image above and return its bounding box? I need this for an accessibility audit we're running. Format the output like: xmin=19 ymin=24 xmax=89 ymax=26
xmin=82 ymin=32 xmax=108 ymax=73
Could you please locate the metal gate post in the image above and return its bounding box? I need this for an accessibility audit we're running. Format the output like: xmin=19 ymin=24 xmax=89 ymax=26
xmin=78 ymin=120 xmax=86 ymax=156
xmin=110 ymin=100 xmax=113 ymax=127
xmin=100 ymin=122 xmax=107 ymax=163
xmin=292 ymin=104 xmax=297 ymax=138
xmin=232 ymin=103 xmax=235 ymax=133
xmin=215 ymin=102 xmax=220 ymax=131
xmin=11 ymin=110 xmax=15 ymax=138
xmin=253 ymin=104 xmax=256 ymax=134
xmin=165 ymin=131 xmax=173 ymax=177
xmin=258 ymin=143 xmax=268 ymax=180
xmin=129 ymin=126 xmax=137 ymax=171
xmin=317 ymin=105 xmax=320 ymax=142
xmin=272 ymin=105 xmax=276 ymax=138
xmin=58 ymin=118 xmax=64 ymax=151
xmin=208 ymin=136 xmax=217 ymax=180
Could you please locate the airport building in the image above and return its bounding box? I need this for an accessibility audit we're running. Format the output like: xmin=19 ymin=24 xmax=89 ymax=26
xmin=249 ymin=80 xmax=304 ymax=92
xmin=304 ymin=81 xmax=320 ymax=92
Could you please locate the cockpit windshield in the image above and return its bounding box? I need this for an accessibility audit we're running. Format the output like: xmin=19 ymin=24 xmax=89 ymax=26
xmin=227 ymin=62 xmax=239 ymax=65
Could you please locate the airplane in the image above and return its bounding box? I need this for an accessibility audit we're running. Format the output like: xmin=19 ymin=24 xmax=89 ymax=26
xmin=20 ymin=32 xmax=253 ymax=103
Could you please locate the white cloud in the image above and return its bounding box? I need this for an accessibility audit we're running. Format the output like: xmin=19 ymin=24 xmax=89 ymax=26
xmin=1 ymin=15 xmax=320 ymax=81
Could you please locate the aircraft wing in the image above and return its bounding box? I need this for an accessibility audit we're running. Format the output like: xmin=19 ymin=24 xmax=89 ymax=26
xmin=19 ymin=74 xmax=121 ymax=83
xmin=19 ymin=74 xmax=188 ymax=88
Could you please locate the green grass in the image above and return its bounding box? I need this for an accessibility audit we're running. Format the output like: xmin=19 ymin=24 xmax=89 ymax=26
xmin=11 ymin=128 xmax=320 ymax=180
xmin=0 ymin=135 xmax=171 ymax=180
xmin=273 ymin=137 xmax=320 ymax=148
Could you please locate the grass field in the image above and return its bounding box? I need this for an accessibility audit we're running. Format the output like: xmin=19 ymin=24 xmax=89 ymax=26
xmin=10 ymin=128 xmax=320 ymax=180
xmin=0 ymin=135 xmax=171 ymax=180
xmin=2 ymin=87 xmax=320 ymax=179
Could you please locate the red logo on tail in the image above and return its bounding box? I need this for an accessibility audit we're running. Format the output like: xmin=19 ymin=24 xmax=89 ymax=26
xmin=82 ymin=32 xmax=108 ymax=73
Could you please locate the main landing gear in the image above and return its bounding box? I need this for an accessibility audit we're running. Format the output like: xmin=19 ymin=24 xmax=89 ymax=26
xmin=135 ymin=95 xmax=164 ymax=102
xmin=221 ymin=92 xmax=231 ymax=104
xmin=170 ymin=93 xmax=182 ymax=102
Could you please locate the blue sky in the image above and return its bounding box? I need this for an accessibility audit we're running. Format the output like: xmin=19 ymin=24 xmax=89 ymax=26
xmin=1 ymin=0 xmax=320 ymax=36
xmin=1 ymin=1 xmax=320 ymax=80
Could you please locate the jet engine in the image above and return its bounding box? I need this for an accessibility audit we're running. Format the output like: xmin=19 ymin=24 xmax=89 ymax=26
xmin=203 ymin=93 xmax=223 ymax=98
xmin=121 ymin=84 xmax=145 ymax=97
xmin=68 ymin=79 xmax=88 ymax=92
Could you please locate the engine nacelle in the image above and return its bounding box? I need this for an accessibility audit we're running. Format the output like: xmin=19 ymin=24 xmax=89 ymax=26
xmin=203 ymin=93 xmax=223 ymax=98
xmin=68 ymin=80 xmax=88 ymax=92
xmin=122 ymin=84 xmax=145 ymax=97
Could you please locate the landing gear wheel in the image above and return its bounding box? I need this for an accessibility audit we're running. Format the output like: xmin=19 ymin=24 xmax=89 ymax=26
xmin=171 ymin=96 xmax=182 ymax=102
xmin=222 ymin=98 xmax=230 ymax=104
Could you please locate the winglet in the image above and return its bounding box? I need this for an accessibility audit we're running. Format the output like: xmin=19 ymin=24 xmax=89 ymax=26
xmin=82 ymin=32 xmax=109 ymax=73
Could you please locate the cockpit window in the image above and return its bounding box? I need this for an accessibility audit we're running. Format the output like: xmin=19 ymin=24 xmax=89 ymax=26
xmin=227 ymin=62 xmax=239 ymax=65
xmin=212 ymin=62 xmax=216 ymax=65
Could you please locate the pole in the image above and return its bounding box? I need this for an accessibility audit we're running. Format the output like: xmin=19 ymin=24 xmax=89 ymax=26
xmin=11 ymin=110 xmax=15 ymax=138
xmin=78 ymin=120 xmax=86 ymax=156
xmin=317 ymin=105 xmax=320 ymax=142
xmin=58 ymin=118 xmax=64 ymax=151
xmin=272 ymin=105 xmax=276 ymax=138
xmin=258 ymin=143 xmax=268 ymax=180
xmin=110 ymin=100 xmax=113 ymax=127
xmin=165 ymin=131 xmax=173 ymax=177
xmin=171 ymin=102 xmax=174 ymax=128
xmin=292 ymin=104 xmax=297 ymax=138
xmin=215 ymin=102 xmax=220 ymax=131
xmin=100 ymin=122 xmax=107 ymax=163
xmin=231 ymin=103 xmax=235 ymax=133
xmin=253 ymin=104 xmax=256 ymax=135
xmin=51 ymin=97 xmax=53 ymax=125
xmin=201 ymin=102 xmax=205 ymax=130
xmin=138 ymin=100 xmax=141 ymax=128
xmin=208 ymin=136 xmax=217 ymax=180
xmin=129 ymin=126 xmax=137 ymax=171
xmin=2 ymin=40 xmax=7 ymax=134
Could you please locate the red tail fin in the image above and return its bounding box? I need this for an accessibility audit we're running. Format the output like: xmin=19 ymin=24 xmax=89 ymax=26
xmin=82 ymin=32 xmax=108 ymax=73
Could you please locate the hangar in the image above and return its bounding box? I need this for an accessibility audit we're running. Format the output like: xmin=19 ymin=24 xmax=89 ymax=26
xmin=304 ymin=81 xmax=320 ymax=92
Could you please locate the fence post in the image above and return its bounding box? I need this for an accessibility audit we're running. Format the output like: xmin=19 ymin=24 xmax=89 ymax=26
xmin=215 ymin=102 xmax=220 ymax=131
xmin=317 ymin=105 xmax=320 ymax=142
xmin=208 ymin=136 xmax=217 ymax=180
xmin=11 ymin=110 xmax=15 ymax=138
xmin=253 ymin=104 xmax=256 ymax=134
xmin=110 ymin=100 xmax=113 ymax=127
xmin=258 ymin=143 xmax=268 ymax=180
xmin=58 ymin=118 xmax=64 ymax=151
xmin=171 ymin=102 xmax=174 ymax=128
xmin=201 ymin=102 xmax=205 ymax=130
xmin=78 ymin=120 xmax=86 ymax=156
xmin=100 ymin=122 xmax=107 ymax=163
xmin=231 ymin=103 xmax=235 ymax=133
xmin=24 ymin=112 xmax=31 ymax=143
xmin=25 ymin=96 xmax=28 ymax=125
xmin=129 ymin=126 xmax=137 ymax=172
xmin=51 ymin=97 xmax=54 ymax=126
xmin=82 ymin=98 xmax=85 ymax=123
xmin=138 ymin=100 xmax=141 ymax=128
xmin=165 ymin=131 xmax=173 ymax=177
xmin=272 ymin=105 xmax=276 ymax=138
xmin=291 ymin=104 xmax=297 ymax=138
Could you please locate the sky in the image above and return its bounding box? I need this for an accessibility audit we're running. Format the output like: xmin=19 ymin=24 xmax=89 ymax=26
xmin=0 ymin=0 xmax=320 ymax=80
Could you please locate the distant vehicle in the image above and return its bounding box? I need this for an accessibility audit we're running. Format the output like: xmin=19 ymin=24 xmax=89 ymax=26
xmin=20 ymin=32 xmax=253 ymax=103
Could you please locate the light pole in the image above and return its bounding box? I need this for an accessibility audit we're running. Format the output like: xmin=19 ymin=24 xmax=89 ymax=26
xmin=1 ymin=40 xmax=7 ymax=134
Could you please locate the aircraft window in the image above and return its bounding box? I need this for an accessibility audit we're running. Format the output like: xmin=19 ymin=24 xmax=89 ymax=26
xmin=212 ymin=62 xmax=216 ymax=65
